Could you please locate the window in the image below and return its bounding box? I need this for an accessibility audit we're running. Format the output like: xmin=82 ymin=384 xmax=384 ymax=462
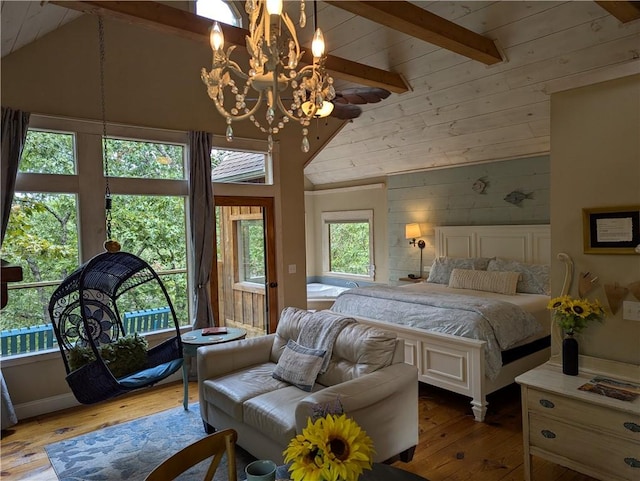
xmin=2 ymin=193 xmax=79 ymax=329
xmin=20 ymin=130 xmax=75 ymax=174
xmin=105 ymin=138 xmax=185 ymax=180
xmin=321 ymin=210 xmax=374 ymax=281
xmin=237 ymin=218 xmax=265 ymax=283
xmin=111 ymin=194 xmax=188 ymax=322
xmin=196 ymin=0 xmax=241 ymax=26
xmin=211 ymin=148 xmax=272 ymax=184
xmin=1 ymin=117 xmax=191 ymax=357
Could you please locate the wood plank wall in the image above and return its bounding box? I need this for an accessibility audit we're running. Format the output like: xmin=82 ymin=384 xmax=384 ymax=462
xmin=387 ymin=156 xmax=550 ymax=283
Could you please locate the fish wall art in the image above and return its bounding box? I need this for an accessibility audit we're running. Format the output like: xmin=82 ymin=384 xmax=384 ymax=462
xmin=504 ymin=190 xmax=534 ymax=207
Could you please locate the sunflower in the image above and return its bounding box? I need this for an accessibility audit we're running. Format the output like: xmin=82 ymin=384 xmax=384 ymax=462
xmin=569 ymin=299 xmax=590 ymax=318
xmin=319 ymin=414 xmax=374 ymax=481
xmin=547 ymin=295 xmax=605 ymax=335
xmin=284 ymin=414 xmax=374 ymax=481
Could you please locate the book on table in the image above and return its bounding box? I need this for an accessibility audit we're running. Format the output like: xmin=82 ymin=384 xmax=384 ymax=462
xmin=202 ymin=327 xmax=228 ymax=335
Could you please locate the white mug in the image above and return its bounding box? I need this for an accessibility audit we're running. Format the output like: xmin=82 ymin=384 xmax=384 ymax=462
xmin=245 ymin=459 xmax=277 ymax=481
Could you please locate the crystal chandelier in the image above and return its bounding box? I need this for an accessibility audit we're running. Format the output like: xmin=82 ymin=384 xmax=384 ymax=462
xmin=201 ymin=0 xmax=335 ymax=153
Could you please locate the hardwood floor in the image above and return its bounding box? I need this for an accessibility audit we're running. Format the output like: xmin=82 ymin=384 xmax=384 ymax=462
xmin=0 ymin=381 xmax=597 ymax=481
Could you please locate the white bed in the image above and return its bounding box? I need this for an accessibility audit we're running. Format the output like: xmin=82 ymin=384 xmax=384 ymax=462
xmin=330 ymin=224 xmax=552 ymax=422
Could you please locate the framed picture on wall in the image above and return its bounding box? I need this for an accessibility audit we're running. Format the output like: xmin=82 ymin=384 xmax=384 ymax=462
xmin=582 ymin=205 xmax=640 ymax=254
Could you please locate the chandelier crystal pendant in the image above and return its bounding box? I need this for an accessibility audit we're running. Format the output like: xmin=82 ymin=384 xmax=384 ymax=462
xmin=200 ymin=0 xmax=335 ymax=153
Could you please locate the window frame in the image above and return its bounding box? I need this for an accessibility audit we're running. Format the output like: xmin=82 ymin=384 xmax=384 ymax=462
xmin=321 ymin=210 xmax=375 ymax=282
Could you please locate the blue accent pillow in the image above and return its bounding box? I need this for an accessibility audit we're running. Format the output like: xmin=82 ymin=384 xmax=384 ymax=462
xmin=427 ymin=256 xmax=491 ymax=284
xmin=487 ymin=258 xmax=550 ymax=295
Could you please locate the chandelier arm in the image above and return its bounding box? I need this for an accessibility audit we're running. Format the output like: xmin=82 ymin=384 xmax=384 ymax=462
xmin=276 ymin=93 xmax=312 ymax=123
xmin=280 ymin=12 xmax=302 ymax=66
xmin=214 ymin=90 xmax=265 ymax=122
xmin=224 ymin=60 xmax=250 ymax=80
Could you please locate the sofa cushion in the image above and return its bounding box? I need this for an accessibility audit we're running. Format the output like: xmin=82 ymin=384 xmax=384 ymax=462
xmin=270 ymin=307 xmax=397 ymax=387
xmin=243 ymin=385 xmax=320 ymax=447
xmin=271 ymin=307 xmax=315 ymax=360
xmin=272 ymin=340 xmax=326 ymax=391
xmin=317 ymin=322 xmax=397 ymax=386
xmin=201 ymin=362 xmax=288 ymax=421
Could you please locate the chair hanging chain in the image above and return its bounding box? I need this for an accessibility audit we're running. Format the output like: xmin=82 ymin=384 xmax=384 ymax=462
xmin=98 ymin=16 xmax=112 ymax=241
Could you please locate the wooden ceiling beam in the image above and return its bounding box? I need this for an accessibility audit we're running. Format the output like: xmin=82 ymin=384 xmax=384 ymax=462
xmin=324 ymin=1 xmax=503 ymax=66
xmin=595 ymin=1 xmax=640 ymax=23
xmin=49 ymin=1 xmax=411 ymax=93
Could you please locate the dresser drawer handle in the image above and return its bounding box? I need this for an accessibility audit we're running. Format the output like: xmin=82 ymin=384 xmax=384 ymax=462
xmin=541 ymin=430 xmax=556 ymax=439
xmin=539 ymin=399 xmax=555 ymax=409
xmin=624 ymin=458 xmax=640 ymax=468
xmin=624 ymin=422 xmax=640 ymax=433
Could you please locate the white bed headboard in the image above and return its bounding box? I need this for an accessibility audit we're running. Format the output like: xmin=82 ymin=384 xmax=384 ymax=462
xmin=435 ymin=225 xmax=551 ymax=264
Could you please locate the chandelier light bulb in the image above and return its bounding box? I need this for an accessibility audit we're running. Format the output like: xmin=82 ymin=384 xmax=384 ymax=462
xmin=311 ymin=28 xmax=325 ymax=58
xmin=210 ymin=22 xmax=224 ymax=51
xmin=266 ymin=0 xmax=283 ymax=16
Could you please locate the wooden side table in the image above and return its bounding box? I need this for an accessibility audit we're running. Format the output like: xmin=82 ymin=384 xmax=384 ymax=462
xmin=516 ymin=362 xmax=640 ymax=481
xmin=180 ymin=327 xmax=246 ymax=409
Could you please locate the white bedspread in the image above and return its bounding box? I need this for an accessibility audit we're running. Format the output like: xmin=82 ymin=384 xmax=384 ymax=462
xmin=331 ymin=283 xmax=545 ymax=380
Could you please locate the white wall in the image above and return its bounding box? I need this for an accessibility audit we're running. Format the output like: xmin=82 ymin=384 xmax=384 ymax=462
xmin=305 ymin=184 xmax=388 ymax=284
xmin=550 ymin=74 xmax=640 ymax=366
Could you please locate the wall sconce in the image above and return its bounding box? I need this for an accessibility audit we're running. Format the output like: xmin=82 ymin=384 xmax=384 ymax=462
xmin=405 ymin=223 xmax=426 ymax=278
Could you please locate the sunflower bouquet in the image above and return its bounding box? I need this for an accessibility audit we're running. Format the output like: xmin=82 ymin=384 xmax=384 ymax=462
xmin=283 ymin=413 xmax=375 ymax=481
xmin=547 ymin=295 xmax=605 ymax=335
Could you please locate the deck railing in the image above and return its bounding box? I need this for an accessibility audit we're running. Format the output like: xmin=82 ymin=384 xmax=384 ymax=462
xmin=0 ymin=307 xmax=172 ymax=356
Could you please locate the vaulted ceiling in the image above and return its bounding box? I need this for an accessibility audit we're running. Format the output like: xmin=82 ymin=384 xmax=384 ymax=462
xmin=2 ymin=1 xmax=639 ymax=187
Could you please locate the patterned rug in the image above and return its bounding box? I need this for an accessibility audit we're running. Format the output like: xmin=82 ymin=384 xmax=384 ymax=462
xmin=45 ymin=404 xmax=255 ymax=481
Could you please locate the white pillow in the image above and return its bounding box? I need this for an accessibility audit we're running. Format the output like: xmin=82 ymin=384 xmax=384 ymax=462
xmin=487 ymin=258 xmax=550 ymax=295
xmin=448 ymin=268 xmax=520 ymax=295
xmin=426 ymin=256 xmax=492 ymax=284
xmin=272 ymin=340 xmax=326 ymax=391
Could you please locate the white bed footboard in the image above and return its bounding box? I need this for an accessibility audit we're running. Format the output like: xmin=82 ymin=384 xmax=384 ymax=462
xmin=341 ymin=312 xmax=549 ymax=422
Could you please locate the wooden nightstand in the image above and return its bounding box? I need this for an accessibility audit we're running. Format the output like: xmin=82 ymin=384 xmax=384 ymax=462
xmin=398 ymin=277 xmax=424 ymax=283
xmin=516 ymin=362 xmax=640 ymax=481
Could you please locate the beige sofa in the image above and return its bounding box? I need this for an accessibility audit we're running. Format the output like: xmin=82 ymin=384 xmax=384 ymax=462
xmin=197 ymin=307 xmax=419 ymax=464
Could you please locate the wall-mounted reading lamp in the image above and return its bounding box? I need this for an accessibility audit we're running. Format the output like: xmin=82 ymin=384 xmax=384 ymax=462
xmin=405 ymin=223 xmax=426 ymax=278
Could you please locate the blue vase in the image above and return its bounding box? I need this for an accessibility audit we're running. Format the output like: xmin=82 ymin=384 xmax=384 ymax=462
xmin=562 ymin=334 xmax=579 ymax=375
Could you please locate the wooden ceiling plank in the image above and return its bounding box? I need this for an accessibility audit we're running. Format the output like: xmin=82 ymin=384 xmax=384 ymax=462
xmin=595 ymin=1 xmax=640 ymax=23
xmin=49 ymin=0 xmax=410 ymax=93
xmin=324 ymin=1 xmax=503 ymax=66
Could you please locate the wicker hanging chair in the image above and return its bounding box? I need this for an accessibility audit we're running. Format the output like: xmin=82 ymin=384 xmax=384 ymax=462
xmin=48 ymin=251 xmax=184 ymax=404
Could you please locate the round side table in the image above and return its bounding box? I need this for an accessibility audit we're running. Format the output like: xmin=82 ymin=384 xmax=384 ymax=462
xmin=180 ymin=327 xmax=246 ymax=409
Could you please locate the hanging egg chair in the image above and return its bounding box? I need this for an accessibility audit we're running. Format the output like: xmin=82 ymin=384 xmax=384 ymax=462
xmin=48 ymin=251 xmax=184 ymax=404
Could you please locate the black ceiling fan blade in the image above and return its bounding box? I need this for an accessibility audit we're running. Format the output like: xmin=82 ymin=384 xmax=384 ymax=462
xmin=330 ymin=103 xmax=362 ymax=120
xmin=335 ymin=87 xmax=391 ymax=105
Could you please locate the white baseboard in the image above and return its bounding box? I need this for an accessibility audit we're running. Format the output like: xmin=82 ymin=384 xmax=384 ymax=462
xmin=15 ymin=392 xmax=79 ymax=421
xmin=13 ymin=370 xmax=185 ymax=421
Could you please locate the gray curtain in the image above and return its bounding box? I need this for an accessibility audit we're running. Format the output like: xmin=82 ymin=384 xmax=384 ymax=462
xmin=188 ymin=131 xmax=215 ymax=329
xmin=1 ymin=107 xmax=30 ymax=245
xmin=0 ymin=106 xmax=29 ymax=430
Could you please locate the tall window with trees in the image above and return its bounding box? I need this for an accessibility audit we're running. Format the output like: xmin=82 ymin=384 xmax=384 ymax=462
xmin=1 ymin=117 xmax=190 ymax=357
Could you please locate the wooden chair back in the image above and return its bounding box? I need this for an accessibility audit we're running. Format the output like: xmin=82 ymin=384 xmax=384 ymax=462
xmin=144 ymin=428 xmax=238 ymax=481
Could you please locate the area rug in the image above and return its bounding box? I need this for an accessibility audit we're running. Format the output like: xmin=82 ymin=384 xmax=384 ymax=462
xmin=45 ymin=404 xmax=255 ymax=481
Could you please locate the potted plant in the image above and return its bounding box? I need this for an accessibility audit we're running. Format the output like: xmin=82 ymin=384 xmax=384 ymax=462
xmin=547 ymin=295 xmax=605 ymax=375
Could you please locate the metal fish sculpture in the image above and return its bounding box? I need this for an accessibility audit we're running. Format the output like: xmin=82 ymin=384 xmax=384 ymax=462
xmin=504 ymin=190 xmax=533 ymax=206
